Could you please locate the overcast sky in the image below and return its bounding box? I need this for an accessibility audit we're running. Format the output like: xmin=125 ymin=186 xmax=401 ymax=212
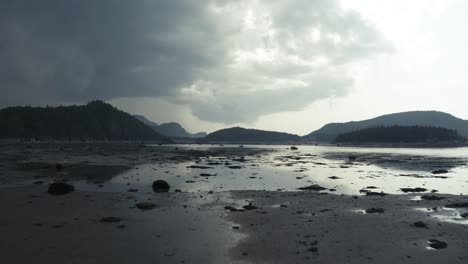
xmin=1 ymin=0 xmax=467 ymax=135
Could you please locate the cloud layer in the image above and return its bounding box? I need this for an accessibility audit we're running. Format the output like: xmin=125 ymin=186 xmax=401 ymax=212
xmin=0 ymin=0 xmax=390 ymax=123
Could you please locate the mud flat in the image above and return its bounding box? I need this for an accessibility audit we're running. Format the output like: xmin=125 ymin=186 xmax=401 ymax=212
xmin=1 ymin=142 xmax=468 ymax=263
xmin=226 ymin=191 xmax=468 ymax=264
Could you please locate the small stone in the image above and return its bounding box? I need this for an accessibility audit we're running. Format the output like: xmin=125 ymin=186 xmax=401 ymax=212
xmin=412 ymin=221 xmax=427 ymax=228
xmin=48 ymin=182 xmax=75 ymax=195
xmin=428 ymin=239 xmax=448 ymax=249
xmin=135 ymin=202 xmax=157 ymax=210
xmin=100 ymin=217 xmax=122 ymax=223
xmin=243 ymin=202 xmax=259 ymax=210
xmin=432 ymin=169 xmax=449 ymax=174
xmin=421 ymin=195 xmax=445 ymax=201
xmin=401 ymin=187 xmax=427 ymax=193
xmin=297 ymin=184 xmax=327 ymax=191
xmin=365 ymin=208 xmax=385 ymax=214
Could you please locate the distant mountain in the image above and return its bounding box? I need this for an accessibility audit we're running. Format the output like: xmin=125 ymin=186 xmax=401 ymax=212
xmin=335 ymin=125 xmax=465 ymax=144
xmin=305 ymin=111 xmax=468 ymax=142
xmin=134 ymin=115 xmax=159 ymax=128
xmin=191 ymin=132 xmax=208 ymax=138
xmin=0 ymin=100 xmax=168 ymax=141
xmin=157 ymin=122 xmax=207 ymax=138
xmin=205 ymin=127 xmax=301 ymax=143
xmin=134 ymin=115 xmax=206 ymax=138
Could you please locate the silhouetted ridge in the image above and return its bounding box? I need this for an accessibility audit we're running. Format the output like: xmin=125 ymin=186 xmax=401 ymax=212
xmin=205 ymin=127 xmax=300 ymax=143
xmin=0 ymin=100 xmax=168 ymax=141
xmin=334 ymin=126 xmax=465 ymax=143
xmin=306 ymin=111 xmax=468 ymax=142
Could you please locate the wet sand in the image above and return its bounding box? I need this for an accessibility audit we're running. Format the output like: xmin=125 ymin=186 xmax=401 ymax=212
xmin=1 ymin=142 xmax=468 ymax=263
xmin=227 ymin=191 xmax=468 ymax=263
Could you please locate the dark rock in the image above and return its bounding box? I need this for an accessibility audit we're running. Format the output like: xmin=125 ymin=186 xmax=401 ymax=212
xmin=328 ymin=176 xmax=341 ymax=180
xmin=446 ymin=203 xmax=468 ymax=208
xmin=290 ymin=146 xmax=298 ymax=150
xmin=460 ymin=213 xmax=468 ymax=218
xmin=127 ymin=189 xmax=138 ymax=192
xmin=401 ymin=187 xmax=427 ymax=193
xmin=100 ymin=217 xmax=121 ymax=223
xmin=427 ymin=239 xmax=448 ymax=249
xmin=297 ymin=184 xmax=327 ymax=191
xmin=55 ymin=163 xmax=63 ymax=171
xmin=421 ymin=195 xmax=446 ymax=201
xmin=365 ymin=208 xmax=385 ymax=214
xmin=33 ymin=181 xmax=44 ymax=185
xmin=432 ymin=169 xmax=449 ymax=174
xmin=307 ymin=247 xmax=318 ymax=252
xmin=365 ymin=191 xmax=388 ymax=196
xmin=243 ymin=203 xmax=259 ymax=210
xmin=227 ymin=166 xmax=243 ymax=169
xmin=48 ymin=182 xmax=75 ymax=195
xmin=200 ymin=173 xmax=216 ymax=177
xmin=187 ymin=165 xmax=213 ymax=169
xmin=412 ymin=221 xmax=427 ymax=228
xmin=135 ymin=202 xmax=157 ymax=210
xmin=152 ymin=180 xmax=170 ymax=192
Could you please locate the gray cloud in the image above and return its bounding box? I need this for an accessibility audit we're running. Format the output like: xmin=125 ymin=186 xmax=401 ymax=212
xmin=0 ymin=0 xmax=390 ymax=123
xmin=0 ymin=0 xmax=228 ymax=104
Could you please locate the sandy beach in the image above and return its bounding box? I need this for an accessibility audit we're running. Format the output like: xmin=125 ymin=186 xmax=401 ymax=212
xmin=1 ymin=142 xmax=468 ymax=263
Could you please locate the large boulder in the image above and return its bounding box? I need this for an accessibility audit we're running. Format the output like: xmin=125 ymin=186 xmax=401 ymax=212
xmin=48 ymin=182 xmax=75 ymax=195
xmin=152 ymin=180 xmax=170 ymax=192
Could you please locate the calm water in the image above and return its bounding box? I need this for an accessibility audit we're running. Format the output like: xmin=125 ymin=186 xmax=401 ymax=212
xmin=76 ymin=144 xmax=468 ymax=196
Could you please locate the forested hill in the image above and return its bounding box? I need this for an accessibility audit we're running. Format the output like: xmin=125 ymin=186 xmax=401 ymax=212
xmin=0 ymin=101 xmax=168 ymax=141
xmin=306 ymin=111 xmax=468 ymax=142
xmin=205 ymin=127 xmax=301 ymax=143
xmin=334 ymin=126 xmax=466 ymax=144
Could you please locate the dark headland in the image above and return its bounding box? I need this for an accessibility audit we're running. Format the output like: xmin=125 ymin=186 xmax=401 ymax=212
xmin=0 ymin=100 xmax=168 ymax=142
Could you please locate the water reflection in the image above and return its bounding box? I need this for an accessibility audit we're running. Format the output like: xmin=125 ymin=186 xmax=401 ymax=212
xmin=74 ymin=145 xmax=468 ymax=196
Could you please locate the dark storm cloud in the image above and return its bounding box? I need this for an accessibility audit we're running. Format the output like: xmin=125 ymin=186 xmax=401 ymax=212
xmin=0 ymin=0 xmax=227 ymax=105
xmin=0 ymin=0 xmax=390 ymax=123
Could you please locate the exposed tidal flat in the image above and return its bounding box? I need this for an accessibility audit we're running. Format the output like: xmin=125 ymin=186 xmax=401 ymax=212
xmin=1 ymin=142 xmax=468 ymax=263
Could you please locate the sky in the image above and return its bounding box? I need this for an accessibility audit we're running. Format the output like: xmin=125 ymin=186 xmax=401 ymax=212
xmin=1 ymin=0 xmax=467 ymax=135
